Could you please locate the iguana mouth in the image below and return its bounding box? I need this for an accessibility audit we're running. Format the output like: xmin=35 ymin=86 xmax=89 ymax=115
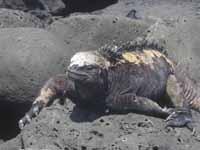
xmin=67 ymin=68 xmax=89 ymax=81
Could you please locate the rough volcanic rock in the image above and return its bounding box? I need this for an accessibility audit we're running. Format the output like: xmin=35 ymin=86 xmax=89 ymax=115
xmin=0 ymin=8 xmax=44 ymax=28
xmin=1 ymin=100 xmax=200 ymax=150
xmin=0 ymin=0 xmax=65 ymax=24
xmin=0 ymin=28 xmax=71 ymax=104
xmin=48 ymin=14 xmax=152 ymax=53
xmin=0 ymin=0 xmax=27 ymax=11
xmin=0 ymin=0 xmax=66 ymax=14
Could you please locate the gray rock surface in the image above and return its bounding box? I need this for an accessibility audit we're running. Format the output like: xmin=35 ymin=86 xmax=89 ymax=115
xmin=1 ymin=100 xmax=200 ymax=150
xmin=0 ymin=0 xmax=27 ymax=11
xmin=0 ymin=27 xmax=71 ymax=104
xmin=0 ymin=8 xmax=44 ymax=28
xmin=0 ymin=138 xmax=20 ymax=150
xmin=48 ymin=14 xmax=152 ymax=53
xmin=0 ymin=27 xmax=73 ymax=140
xmin=0 ymin=0 xmax=66 ymax=15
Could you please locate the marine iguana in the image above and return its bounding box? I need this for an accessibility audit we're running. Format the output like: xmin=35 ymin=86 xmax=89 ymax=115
xmin=19 ymin=37 xmax=200 ymax=131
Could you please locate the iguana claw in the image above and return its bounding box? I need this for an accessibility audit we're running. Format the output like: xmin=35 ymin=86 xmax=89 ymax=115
xmin=18 ymin=101 xmax=44 ymax=130
xmin=165 ymin=108 xmax=194 ymax=131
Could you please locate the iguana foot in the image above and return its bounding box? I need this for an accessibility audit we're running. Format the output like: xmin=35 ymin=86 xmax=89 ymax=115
xmin=18 ymin=116 xmax=30 ymax=130
xmin=165 ymin=108 xmax=194 ymax=131
xmin=19 ymin=101 xmax=44 ymax=129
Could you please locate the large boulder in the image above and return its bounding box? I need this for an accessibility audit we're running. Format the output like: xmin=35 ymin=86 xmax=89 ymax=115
xmin=0 ymin=27 xmax=71 ymax=140
xmin=0 ymin=8 xmax=44 ymax=28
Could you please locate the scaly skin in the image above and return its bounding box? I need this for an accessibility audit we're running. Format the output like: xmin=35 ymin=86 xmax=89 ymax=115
xmin=19 ymin=37 xmax=200 ymax=132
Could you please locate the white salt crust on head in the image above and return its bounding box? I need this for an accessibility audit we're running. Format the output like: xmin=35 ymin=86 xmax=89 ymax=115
xmin=69 ymin=51 xmax=110 ymax=68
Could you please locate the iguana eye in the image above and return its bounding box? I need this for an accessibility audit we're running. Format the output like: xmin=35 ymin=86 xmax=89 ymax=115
xmin=86 ymin=65 xmax=94 ymax=70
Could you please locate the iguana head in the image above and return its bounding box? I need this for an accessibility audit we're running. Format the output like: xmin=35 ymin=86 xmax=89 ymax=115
xmin=67 ymin=51 xmax=109 ymax=100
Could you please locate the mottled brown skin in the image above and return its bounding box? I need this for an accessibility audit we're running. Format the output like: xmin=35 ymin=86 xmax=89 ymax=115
xmin=19 ymin=39 xmax=200 ymax=131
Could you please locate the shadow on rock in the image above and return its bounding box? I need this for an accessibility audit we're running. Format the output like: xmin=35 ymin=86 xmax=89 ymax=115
xmin=0 ymin=99 xmax=31 ymax=141
xmin=70 ymin=106 xmax=104 ymax=123
xmin=68 ymin=0 xmax=118 ymax=14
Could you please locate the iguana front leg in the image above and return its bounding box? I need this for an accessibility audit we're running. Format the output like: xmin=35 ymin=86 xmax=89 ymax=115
xmin=106 ymin=93 xmax=170 ymax=118
xmin=18 ymin=74 xmax=74 ymax=129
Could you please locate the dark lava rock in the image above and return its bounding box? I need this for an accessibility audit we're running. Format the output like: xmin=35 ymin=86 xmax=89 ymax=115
xmin=0 ymin=0 xmax=66 ymax=15
xmin=0 ymin=0 xmax=119 ymax=23
xmin=126 ymin=9 xmax=140 ymax=19
xmin=67 ymin=0 xmax=117 ymax=14
xmin=48 ymin=14 xmax=152 ymax=53
xmin=0 ymin=0 xmax=118 ymax=16
xmin=1 ymin=100 xmax=200 ymax=150
xmin=0 ymin=8 xmax=44 ymax=28
xmin=0 ymin=0 xmax=66 ymax=24
xmin=0 ymin=0 xmax=27 ymax=11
